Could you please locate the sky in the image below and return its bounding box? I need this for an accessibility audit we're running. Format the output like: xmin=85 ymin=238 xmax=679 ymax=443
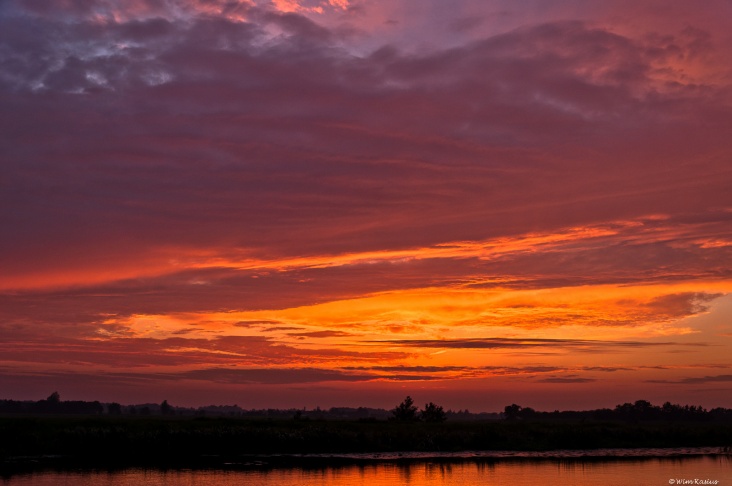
xmin=1 ymin=0 xmax=731 ymax=412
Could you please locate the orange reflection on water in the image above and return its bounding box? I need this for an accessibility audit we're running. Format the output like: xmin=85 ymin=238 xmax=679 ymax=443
xmin=6 ymin=456 xmax=730 ymax=486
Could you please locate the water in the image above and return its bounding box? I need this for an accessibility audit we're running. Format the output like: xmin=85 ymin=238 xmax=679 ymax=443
xmin=3 ymin=450 xmax=730 ymax=485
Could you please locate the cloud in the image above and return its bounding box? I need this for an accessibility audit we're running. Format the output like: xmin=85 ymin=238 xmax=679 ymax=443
xmin=0 ymin=361 xmax=631 ymax=390
xmin=2 ymin=27 xmax=730 ymax=292
xmin=0 ymin=365 xmax=441 ymax=387
xmin=537 ymin=377 xmax=596 ymax=383
xmin=0 ymin=333 xmax=408 ymax=369
xmin=329 ymin=364 xmax=633 ymax=380
xmin=344 ymin=365 xmax=469 ymax=373
xmin=647 ymin=374 xmax=732 ymax=385
xmin=373 ymin=337 xmax=708 ymax=352
xmin=233 ymin=320 xmax=288 ymax=327
xmin=642 ymin=292 xmax=723 ymax=318
xmin=287 ymin=330 xmax=353 ymax=338
xmin=181 ymin=367 xmax=375 ymax=384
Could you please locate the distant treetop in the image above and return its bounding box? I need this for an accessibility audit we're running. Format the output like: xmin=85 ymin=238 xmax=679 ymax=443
xmin=392 ymin=396 xmax=419 ymax=421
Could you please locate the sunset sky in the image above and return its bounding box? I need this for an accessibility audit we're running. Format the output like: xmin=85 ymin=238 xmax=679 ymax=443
xmin=1 ymin=0 xmax=731 ymax=412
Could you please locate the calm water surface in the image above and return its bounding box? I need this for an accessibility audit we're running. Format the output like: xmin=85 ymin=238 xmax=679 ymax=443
xmin=4 ymin=452 xmax=731 ymax=485
xmin=0 ymin=449 xmax=732 ymax=486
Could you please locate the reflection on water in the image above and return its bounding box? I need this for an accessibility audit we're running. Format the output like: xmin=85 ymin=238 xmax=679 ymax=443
xmin=3 ymin=455 xmax=731 ymax=486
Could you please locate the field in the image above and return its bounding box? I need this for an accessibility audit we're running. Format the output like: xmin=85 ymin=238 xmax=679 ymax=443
xmin=2 ymin=415 xmax=731 ymax=470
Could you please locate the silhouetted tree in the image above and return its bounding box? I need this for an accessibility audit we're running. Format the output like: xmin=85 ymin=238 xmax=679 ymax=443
xmin=615 ymin=400 xmax=663 ymax=421
xmin=421 ymin=402 xmax=447 ymax=423
xmin=504 ymin=404 xmax=522 ymax=420
xmin=35 ymin=392 xmax=63 ymax=413
xmin=160 ymin=400 xmax=173 ymax=415
xmin=392 ymin=396 xmax=419 ymax=421
xmin=520 ymin=406 xmax=537 ymax=419
xmin=108 ymin=402 xmax=122 ymax=415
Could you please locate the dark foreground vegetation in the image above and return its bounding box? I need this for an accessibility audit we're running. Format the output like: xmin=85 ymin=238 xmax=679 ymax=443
xmin=2 ymin=415 xmax=732 ymax=467
xmin=2 ymin=395 xmax=731 ymax=469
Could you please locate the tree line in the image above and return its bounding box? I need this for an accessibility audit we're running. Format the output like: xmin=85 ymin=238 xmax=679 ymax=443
xmin=0 ymin=392 xmax=104 ymax=415
xmin=2 ymin=393 xmax=731 ymax=423
xmin=502 ymin=399 xmax=732 ymax=422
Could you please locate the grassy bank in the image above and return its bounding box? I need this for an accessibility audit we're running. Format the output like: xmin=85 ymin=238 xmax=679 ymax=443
xmin=2 ymin=415 xmax=731 ymax=467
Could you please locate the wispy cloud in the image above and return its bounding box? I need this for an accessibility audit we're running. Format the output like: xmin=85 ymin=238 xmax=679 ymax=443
xmin=537 ymin=377 xmax=596 ymax=384
xmin=371 ymin=337 xmax=708 ymax=351
xmin=647 ymin=374 xmax=732 ymax=385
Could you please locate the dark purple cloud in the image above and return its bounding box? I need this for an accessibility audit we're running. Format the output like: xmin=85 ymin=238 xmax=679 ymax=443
xmin=647 ymin=374 xmax=732 ymax=385
xmin=2 ymin=10 xmax=730 ymax=277
xmin=181 ymin=367 xmax=377 ymax=384
xmin=374 ymin=338 xmax=709 ymax=351
xmin=538 ymin=377 xmax=596 ymax=384
xmin=287 ymin=330 xmax=353 ymax=338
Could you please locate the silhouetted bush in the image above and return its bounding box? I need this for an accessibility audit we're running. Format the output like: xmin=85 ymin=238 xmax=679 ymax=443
xmin=392 ymin=396 xmax=419 ymax=422
xmin=421 ymin=402 xmax=447 ymax=423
